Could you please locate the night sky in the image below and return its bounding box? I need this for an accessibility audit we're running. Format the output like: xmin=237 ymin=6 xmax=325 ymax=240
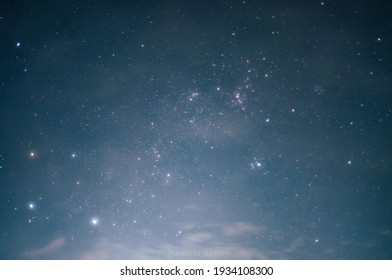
xmin=0 ymin=0 xmax=391 ymax=259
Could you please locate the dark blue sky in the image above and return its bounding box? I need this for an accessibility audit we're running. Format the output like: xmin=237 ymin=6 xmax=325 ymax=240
xmin=0 ymin=0 xmax=391 ymax=259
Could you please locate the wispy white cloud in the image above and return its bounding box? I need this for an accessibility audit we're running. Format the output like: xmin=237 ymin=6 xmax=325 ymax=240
xmin=221 ymin=221 xmax=262 ymax=237
xmin=23 ymin=237 xmax=66 ymax=258
xmin=75 ymin=221 xmax=270 ymax=259
xmin=18 ymin=221 xmax=314 ymax=259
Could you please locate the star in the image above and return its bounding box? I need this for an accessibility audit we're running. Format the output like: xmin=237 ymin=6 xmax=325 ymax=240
xmin=29 ymin=151 xmax=36 ymax=158
xmin=90 ymin=217 xmax=100 ymax=226
xmin=250 ymin=158 xmax=264 ymax=170
xmin=188 ymin=91 xmax=200 ymax=102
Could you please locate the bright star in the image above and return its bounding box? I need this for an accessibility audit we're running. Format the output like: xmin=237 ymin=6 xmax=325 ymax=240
xmin=90 ymin=217 xmax=99 ymax=226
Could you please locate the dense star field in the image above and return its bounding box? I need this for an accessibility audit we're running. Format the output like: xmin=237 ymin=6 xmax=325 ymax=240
xmin=0 ymin=0 xmax=391 ymax=259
